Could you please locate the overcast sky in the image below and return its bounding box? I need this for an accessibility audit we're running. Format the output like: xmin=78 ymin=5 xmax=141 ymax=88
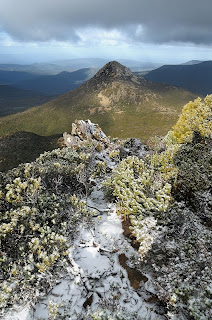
xmin=0 ymin=0 xmax=212 ymax=64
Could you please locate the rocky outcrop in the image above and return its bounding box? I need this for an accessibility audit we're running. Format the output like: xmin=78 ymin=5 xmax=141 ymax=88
xmin=63 ymin=120 xmax=110 ymax=148
xmin=63 ymin=120 xmax=147 ymax=161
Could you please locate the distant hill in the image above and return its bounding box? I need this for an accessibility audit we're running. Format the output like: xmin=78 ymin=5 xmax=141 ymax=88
xmin=0 ymin=60 xmax=103 ymax=75
xmin=181 ymin=60 xmax=203 ymax=65
xmin=133 ymin=71 xmax=151 ymax=77
xmin=54 ymin=58 xmax=162 ymax=72
xmin=145 ymin=61 xmax=212 ymax=96
xmin=0 ymin=70 xmax=38 ymax=84
xmin=53 ymin=58 xmax=108 ymax=70
xmin=0 ymin=61 xmax=198 ymax=141
xmin=0 ymin=59 xmax=162 ymax=75
xmin=0 ymin=68 xmax=97 ymax=116
xmin=0 ymin=131 xmax=60 ymax=172
xmin=14 ymin=68 xmax=97 ymax=95
xmin=0 ymin=85 xmax=55 ymax=117
xmin=0 ymin=63 xmax=65 ymax=75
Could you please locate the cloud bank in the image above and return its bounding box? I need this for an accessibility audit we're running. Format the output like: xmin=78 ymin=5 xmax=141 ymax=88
xmin=0 ymin=0 xmax=212 ymax=45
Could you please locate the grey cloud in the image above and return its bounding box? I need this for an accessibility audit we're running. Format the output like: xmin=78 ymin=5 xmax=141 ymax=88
xmin=0 ymin=0 xmax=212 ymax=44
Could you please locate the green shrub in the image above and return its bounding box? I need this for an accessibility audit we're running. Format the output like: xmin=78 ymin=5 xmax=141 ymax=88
xmin=0 ymin=147 xmax=92 ymax=311
xmin=104 ymin=96 xmax=212 ymax=319
xmin=172 ymin=95 xmax=212 ymax=143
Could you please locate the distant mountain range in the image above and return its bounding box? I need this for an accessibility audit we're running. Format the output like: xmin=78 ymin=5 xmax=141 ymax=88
xmin=14 ymin=68 xmax=98 ymax=95
xmin=0 ymin=68 xmax=98 ymax=115
xmin=54 ymin=58 xmax=162 ymax=72
xmin=0 ymin=63 xmax=64 ymax=75
xmin=0 ymin=58 xmax=162 ymax=75
xmin=0 ymin=61 xmax=197 ymax=141
xmin=145 ymin=61 xmax=212 ymax=96
xmin=181 ymin=60 xmax=203 ymax=65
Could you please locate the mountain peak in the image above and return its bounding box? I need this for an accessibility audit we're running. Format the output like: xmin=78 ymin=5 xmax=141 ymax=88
xmin=93 ymin=61 xmax=134 ymax=81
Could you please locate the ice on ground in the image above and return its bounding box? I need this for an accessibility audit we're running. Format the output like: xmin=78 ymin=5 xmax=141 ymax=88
xmin=6 ymin=189 xmax=165 ymax=320
xmin=87 ymin=189 xmax=112 ymax=212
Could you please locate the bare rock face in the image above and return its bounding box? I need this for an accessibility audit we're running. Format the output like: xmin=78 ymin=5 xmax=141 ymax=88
xmin=94 ymin=61 xmax=133 ymax=79
xmin=91 ymin=61 xmax=141 ymax=85
xmin=63 ymin=119 xmax=147 ymax=160
xmin=63 ymin=119 xmax=110 ymax=148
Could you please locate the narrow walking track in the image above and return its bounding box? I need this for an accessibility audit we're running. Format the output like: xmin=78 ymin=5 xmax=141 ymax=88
xmin=6 ymin=187 xmax=166 ymax=320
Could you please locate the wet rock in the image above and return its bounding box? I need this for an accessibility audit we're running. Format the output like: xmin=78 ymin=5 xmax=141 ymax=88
xmin=118 ymin=253 xmax=148 ymax=290
xmin=122 ymin=218 xmax=140 ymax=250
xmin=83 ymin=294 xmax=93 ymax=308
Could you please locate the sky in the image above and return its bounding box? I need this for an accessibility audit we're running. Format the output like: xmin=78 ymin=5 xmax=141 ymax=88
xmin=0 ymin=0 xmax=212 ymax=65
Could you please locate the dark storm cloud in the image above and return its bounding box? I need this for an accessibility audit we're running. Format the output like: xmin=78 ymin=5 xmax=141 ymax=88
xmin=0 ymin=0 xmax=212 ymax=44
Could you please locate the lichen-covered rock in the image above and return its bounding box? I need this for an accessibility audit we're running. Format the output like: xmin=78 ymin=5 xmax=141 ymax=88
xmin=72 ymin=119 xmax=108 ymax=141
xmin=63 ymin=119 xmax=111 ymax=151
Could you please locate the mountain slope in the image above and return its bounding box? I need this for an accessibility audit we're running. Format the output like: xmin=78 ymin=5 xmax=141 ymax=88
xmin=14 ymin=68 xmax=97 ymax=95
xmin=0 ymin=85 xmax=55 ymax=117
xmin=0 ymin=61 xmax=198 ymax=140
xmin=1 ymin=113 xmax=211 ymax=319
xmin=145 ymin=61 xmax=212 ymax=96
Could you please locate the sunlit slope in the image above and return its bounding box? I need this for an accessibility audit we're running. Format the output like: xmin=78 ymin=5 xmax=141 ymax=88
xmin=0 ymin=61 xmax=198 ymax=141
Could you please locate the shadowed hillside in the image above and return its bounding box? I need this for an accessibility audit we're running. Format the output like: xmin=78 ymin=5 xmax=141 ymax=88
xmin=0 ymin=85 xmax=55 ymax=117
xmin=14 ymin=68 xmax=97 ymax=95
xmin=145 ymin=61 xmax=212 ymax=96
xmin=0 ymin=131 xmax=60 ymax=172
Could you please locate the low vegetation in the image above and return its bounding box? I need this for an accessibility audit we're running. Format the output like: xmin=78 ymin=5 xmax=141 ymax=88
xmin=105 ymin=95 xmax=212 ymax=319
xmin=0 ymin=147 xmax=93 ymax=311
xmin=0 ymin=95 xmax=211 ymax=319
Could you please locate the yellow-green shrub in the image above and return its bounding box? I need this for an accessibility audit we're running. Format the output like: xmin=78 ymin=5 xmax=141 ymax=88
xmin=0 ymin=147 xmax=92 ymax=311
xmin=172 ymin=95 xmax=212 ymax=143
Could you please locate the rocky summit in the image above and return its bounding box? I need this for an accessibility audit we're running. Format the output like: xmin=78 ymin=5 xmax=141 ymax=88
xmin=92 ymin=61 xmax=138 ymax=82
